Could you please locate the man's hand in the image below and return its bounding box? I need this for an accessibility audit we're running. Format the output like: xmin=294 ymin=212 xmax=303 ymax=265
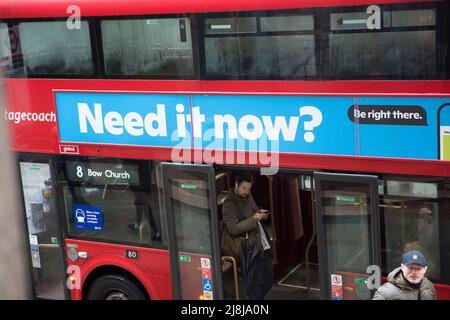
xmin=254 ymin=209 xmax=269 ymax=221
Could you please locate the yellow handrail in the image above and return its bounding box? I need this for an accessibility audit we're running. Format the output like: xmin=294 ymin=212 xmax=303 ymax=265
xmin=221 ymin=256 xmax=240 ymax=300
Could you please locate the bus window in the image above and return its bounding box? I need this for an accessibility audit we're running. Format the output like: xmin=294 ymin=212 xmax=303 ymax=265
xmin=59 ymin=158 xmax=166 ymax=248
xmin=328 ymin=6 xmax=438 ymax=79
xmin=380 ymin=177 xmax=444 ymax=283
xmin=164 ymin=171 xmax=214 ymax=254
xmin=204 ymin=13 xmax=317 ymax=80
xmin=0 ymin=23 xmax=13 ymax=75
xmin=320 ymin=182 xmax=372 ymax=273
xmin=18 ymin=21 xmax=94 ymax=76
xmin=101 ymin=17 xmax=194 ymax=78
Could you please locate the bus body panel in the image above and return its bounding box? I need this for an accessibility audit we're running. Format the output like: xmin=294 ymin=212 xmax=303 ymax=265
xmin=65 ymin=239 xmax=172 ymax=300
xmin=5 ymin=78 xmax=450 ymax=177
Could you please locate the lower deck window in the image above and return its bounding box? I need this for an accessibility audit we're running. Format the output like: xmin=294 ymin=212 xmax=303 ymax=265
xmin=380 ymin=177 xmax=449 ymax=284
xmin=58 ymin=158 xmax=167 ymax=248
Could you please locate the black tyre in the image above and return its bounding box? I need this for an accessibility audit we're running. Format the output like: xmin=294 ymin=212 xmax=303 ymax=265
xmin=87 ymin=274 xmax=147 ymax=300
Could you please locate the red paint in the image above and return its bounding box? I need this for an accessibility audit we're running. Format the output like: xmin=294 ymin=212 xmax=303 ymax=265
xmin=65 ymin=239 xmax=172 ymax=300
xmin=6 ymin=78 xmax=450 ymax=96
xmin=0 ymin=0 xmax=435 ymax=18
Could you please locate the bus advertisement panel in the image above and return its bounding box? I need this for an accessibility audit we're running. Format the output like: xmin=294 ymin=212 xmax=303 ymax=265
xmin=55 ymin=92 xmax=448 ymax=160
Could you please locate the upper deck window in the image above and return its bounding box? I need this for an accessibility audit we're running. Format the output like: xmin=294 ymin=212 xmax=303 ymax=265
xmin=101 ymin=17 xmax=194 ymax=78
xmin=1 ymin=1 xmax=447 ymax=80
xmin=328 ymin=6 xmax=439 ymax=79
xmin=0 ymin=23 xmax=13 ymax=74
xmin=18 ymin=21 xmax=94 ymax=76
xmin=204 ymin=13 xmax=317 ymax=80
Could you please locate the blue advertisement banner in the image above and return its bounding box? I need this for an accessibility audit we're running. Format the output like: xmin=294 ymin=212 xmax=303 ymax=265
xmin=191 ymin=95 xmax=356 ymax=155
xmin=55 ymin=92 xmax=450 ymax=160
xmin=73 ymin=204 xmax=103 ymax=231
xmin=56 ymin=92 xmax=191 ymax=148
xmin=357 ymin=97 xmax=442 ymax=159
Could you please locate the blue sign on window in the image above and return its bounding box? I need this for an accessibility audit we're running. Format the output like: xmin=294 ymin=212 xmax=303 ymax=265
xmin=73 ymin=204 xmax=103 ymax=231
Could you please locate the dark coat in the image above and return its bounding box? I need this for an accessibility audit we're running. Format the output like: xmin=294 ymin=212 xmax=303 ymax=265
xmin=221 ymin=190 xmax=272 ymax=259
xmin=372 ymin=267 xmax=436 ymax=300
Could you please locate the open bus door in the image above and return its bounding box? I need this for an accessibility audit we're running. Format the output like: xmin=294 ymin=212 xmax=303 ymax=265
xmin=18 ymin=155 xmax=68 ymax=299
xmin=161 ymin=163 xmax=224 ymax=300
xmin=314 ymin=172 xmax=381 ymax=300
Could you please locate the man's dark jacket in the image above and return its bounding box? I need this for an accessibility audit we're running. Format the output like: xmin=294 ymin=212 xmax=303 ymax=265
xmin=373 ymin=267 xmax=436 ymax=300
xmin=221 ymin=190 xmax=272 ymax=259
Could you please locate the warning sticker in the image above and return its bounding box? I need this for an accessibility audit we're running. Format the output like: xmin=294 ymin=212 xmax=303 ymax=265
xmin=331 ymin=273 xmax=343 ymax=300
xmin=29 ymin=235 xmax=41 ymax=268
xmin=200 ymin=257 xmax=211 ymax=269
xmin=203 ymin=291 xmax=213 ymax=300
xmin=331 ymin=274 xmax=342 ymax=286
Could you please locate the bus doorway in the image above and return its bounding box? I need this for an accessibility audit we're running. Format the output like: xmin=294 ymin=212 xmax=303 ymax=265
xmin=215 ymin=168 xmax=320 ymax=300
xmin=164 ymin=165 xmax=382 ymax=300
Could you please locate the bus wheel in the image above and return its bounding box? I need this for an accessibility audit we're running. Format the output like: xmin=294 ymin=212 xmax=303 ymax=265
xmin=87 ymin=274 xmax=147 ymax=300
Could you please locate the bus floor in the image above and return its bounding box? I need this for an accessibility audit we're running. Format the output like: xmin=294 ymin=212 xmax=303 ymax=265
xmin=222 ymin=260 xmax=320 ymax=300
xmin=266 ymin=261 xmax=320 ymax=300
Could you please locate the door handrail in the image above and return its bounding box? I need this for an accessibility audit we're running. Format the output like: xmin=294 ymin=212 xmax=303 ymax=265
xmin=305 ymin=188 xmax=317 ymax=291
xmin=38 ymin=244 xmax=60 ymax=249
xmin=221 ymin=256 xmax=240 ymax=300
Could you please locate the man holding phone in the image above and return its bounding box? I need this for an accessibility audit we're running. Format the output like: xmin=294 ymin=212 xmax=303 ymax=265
xmin=222 ymin=171 xmax=273 ymax=299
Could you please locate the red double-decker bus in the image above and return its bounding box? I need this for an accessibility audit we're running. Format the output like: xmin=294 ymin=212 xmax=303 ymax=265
xmin=1 ymin=0 xmax=450 ymax=300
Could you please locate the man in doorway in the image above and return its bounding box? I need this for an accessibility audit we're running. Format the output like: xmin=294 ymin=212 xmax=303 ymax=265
xmin=222 ymin=171 xmax=273 ymax=300
xmin=373 ymin=250 xmax=435 ymax=300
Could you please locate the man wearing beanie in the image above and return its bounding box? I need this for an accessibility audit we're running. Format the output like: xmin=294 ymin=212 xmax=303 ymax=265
xmin=373 ymin=250 xmax=436 ymax=300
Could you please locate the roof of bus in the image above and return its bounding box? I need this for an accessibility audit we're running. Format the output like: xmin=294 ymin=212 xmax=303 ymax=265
xmin=0 ymin=0 xmax=436 ymax=19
